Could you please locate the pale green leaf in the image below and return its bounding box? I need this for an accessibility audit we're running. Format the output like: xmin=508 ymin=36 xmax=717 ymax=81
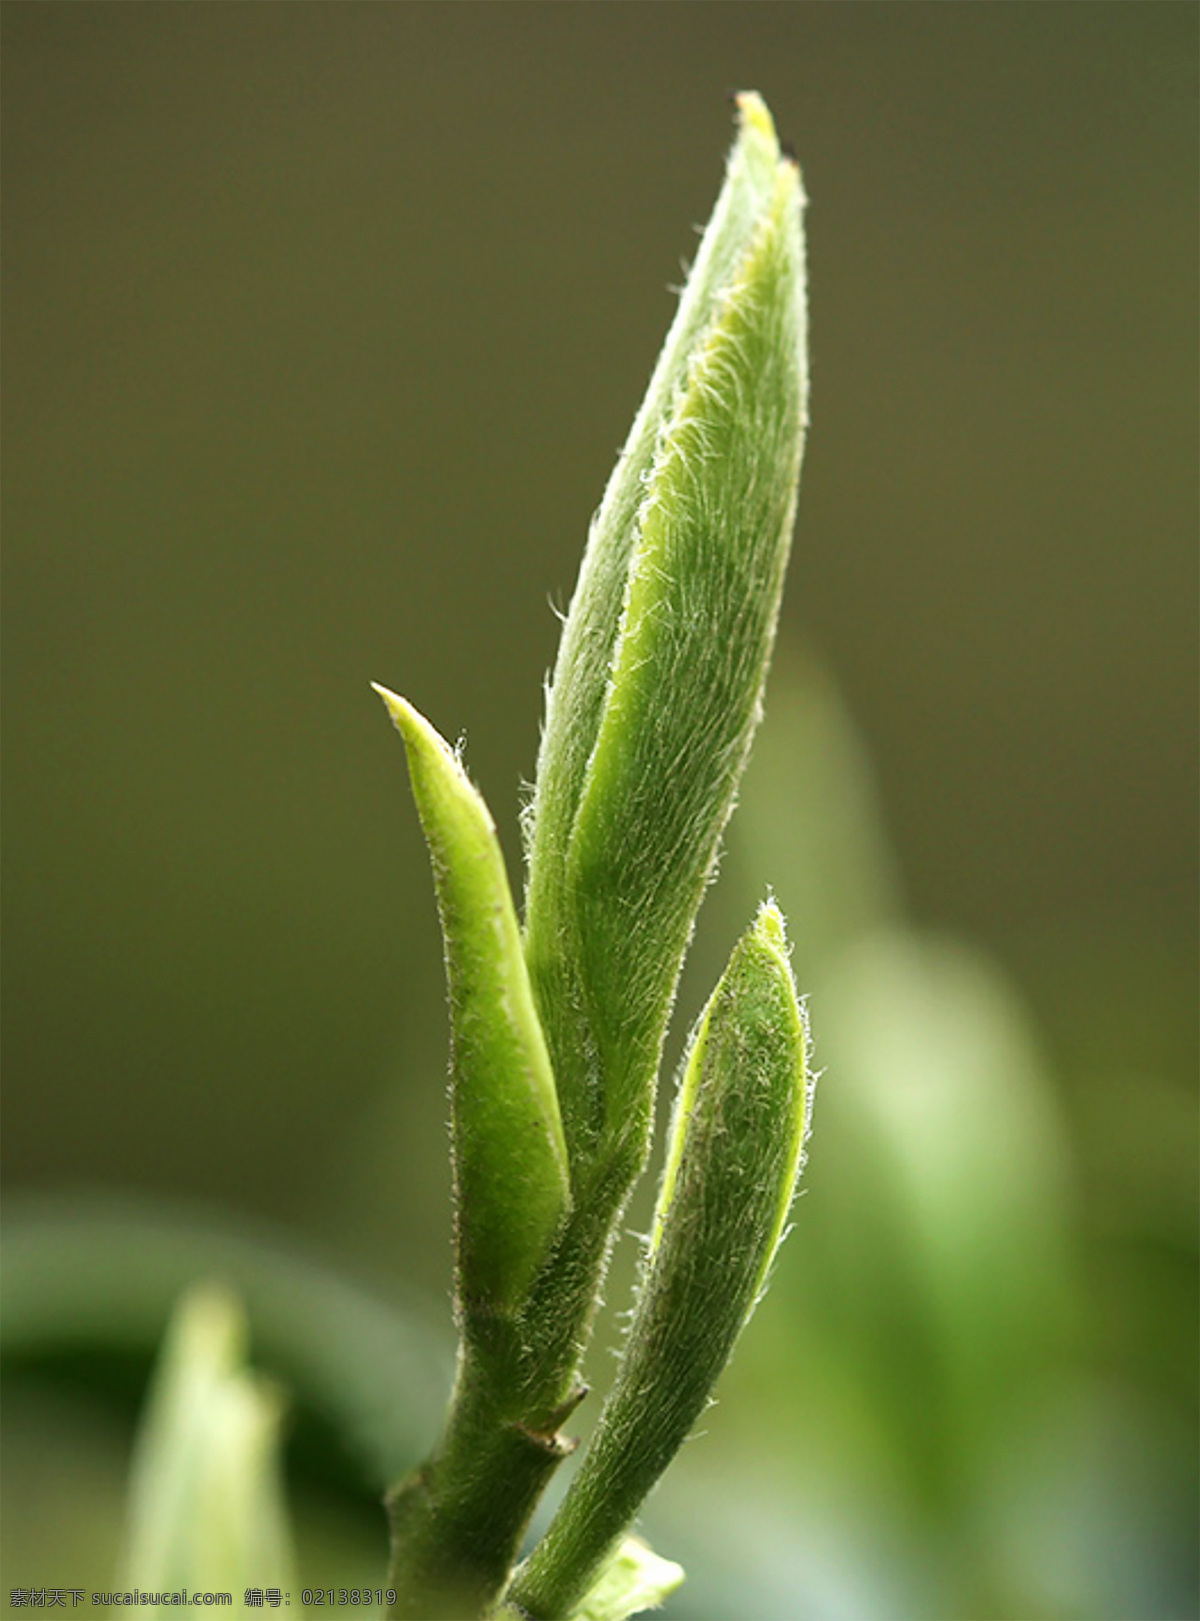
xmin=523 ymin=92 xmax=809 ymax=1187
xmin=122 ymin=1283 xmax=293 ymax=1606
xmin=567 ymin=1535 xmax=685 ymax=1621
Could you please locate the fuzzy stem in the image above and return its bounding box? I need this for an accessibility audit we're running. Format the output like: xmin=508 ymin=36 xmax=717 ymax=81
xmin=386 ymin=1354 xmax=574 ymax=1620
xmin=385 ymin=1151 xmax=639 ymax=1619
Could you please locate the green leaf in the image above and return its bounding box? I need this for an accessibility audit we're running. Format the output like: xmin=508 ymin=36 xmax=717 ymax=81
xmin=523 ymin=92 xmax=809 ymax=1183
xmin=122 ymin=1282 xmax=293 ymax=1602
xmin=566 ymin=1535 xmax=685 ymax=1621
xmin=501 ymin=1537 xmax=682 ymax=1621
xmin=374 ymin=685 xmax=570 ymax=1315
xmin=510 ymin=902 xmax=811 ymax=1619
xmin=649 ymin=900 xmax=809 ymax=1284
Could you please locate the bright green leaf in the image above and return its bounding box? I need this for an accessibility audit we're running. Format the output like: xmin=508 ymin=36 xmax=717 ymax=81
xmin=374 ymin=685 xmax=570 ymax=1314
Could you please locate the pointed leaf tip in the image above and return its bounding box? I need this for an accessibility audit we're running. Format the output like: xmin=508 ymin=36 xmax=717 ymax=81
xmin=753 ymin=896 xmax=788 ymax=954
xmin=733 ymin=89 xmax=777 ymax=144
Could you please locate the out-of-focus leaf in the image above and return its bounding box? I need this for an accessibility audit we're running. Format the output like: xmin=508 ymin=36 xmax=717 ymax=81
xmin=0 ymin=1194 xmax=452 ymax=1486
xmin=816 ymin=929 xmax=1077 ymax=1460
xmin=725 ymin=648 xmax=902 ymax=988
xmin=123 ymin=1283 xmax=293 ymax=1597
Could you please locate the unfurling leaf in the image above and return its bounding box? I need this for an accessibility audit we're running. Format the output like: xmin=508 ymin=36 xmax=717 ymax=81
xmin=523 ymin=92 xmax=808 ymax=1186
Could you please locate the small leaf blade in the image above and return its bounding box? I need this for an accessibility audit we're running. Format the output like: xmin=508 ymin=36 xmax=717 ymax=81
xmin=567 ymin=1535 xmax=685 ymax=1621
xmin=374 ymin=685 xmax=570 ymax=1314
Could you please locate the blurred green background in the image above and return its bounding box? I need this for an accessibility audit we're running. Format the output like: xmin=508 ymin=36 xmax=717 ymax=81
xmin=3 ymin=4 xmax=1196 ymax=1617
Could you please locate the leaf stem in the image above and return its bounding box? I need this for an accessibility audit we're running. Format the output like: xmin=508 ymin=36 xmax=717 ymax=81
xmin=386 ymin=1349 xmax=574 ymax=1620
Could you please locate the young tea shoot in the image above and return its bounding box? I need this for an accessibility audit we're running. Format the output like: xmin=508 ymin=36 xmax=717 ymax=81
xmin=375 ymin=91 xmax=811 ymax=1621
